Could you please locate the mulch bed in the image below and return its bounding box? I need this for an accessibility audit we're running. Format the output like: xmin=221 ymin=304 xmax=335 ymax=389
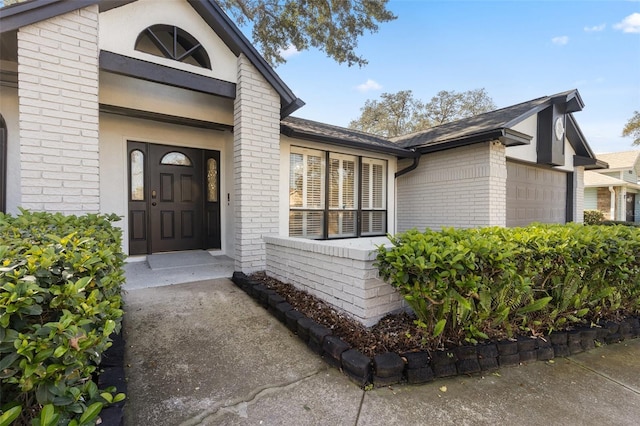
xmin=251 ymin=272 xmax=435 ymax=358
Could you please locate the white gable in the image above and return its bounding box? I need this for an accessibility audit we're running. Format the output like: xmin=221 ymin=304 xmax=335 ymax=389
xmin=99 ymin=0 xmax=237 ymax=83
xmin=507 ymin=114 xmax=538 ymax=162
xmin=506 ymin=113 xmax=576 ymax=172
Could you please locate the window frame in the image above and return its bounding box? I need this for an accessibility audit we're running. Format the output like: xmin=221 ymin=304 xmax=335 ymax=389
xmin=289 ymin=146 xmax=387 ymax=240
xmin=135 ymin=24 xmax=211 ymax=69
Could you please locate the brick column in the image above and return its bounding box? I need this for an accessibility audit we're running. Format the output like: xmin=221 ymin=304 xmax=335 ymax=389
xmin=573 ymin=166 xmax=585 ymax=223
xmin=233 ymin=54 xmax=281 ymax=273
xmin=17 ymin=6 xmax=100 ymax=214
xmin=488 ymin=141 xmax=507 ymax=226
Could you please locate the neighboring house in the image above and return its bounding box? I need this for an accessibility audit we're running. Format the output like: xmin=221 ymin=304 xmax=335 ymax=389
xmin=0 ymin=0 xmax=601 ymax=325
xmin=584 ymin=150 xmax=640 ymax=222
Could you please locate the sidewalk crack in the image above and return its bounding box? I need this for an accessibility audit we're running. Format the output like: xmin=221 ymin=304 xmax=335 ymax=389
xmin=180 ymin=367 xmax=327 ymax=425
xmin=354 ymin=388 xmax=366 ymax=426
xmin=566 ymin=357 xmax=640 ymax=395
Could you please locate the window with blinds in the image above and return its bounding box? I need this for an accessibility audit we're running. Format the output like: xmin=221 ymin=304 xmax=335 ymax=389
xmin=289 ymin=147 xmax=386 ymax=239
xmin=289 ymin=148 xmax=325 ymax=238
xmin=328 ymin=153 xmax=357 ymax=237
xmin=361 ymin=159 xmax=387 ymax=236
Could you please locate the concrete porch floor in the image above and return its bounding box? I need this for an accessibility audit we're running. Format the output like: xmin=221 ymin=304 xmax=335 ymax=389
xmin=123 ymin=250 xmax=234 ymax=290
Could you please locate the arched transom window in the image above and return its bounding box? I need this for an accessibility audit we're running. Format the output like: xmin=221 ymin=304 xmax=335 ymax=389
xmin=135 ymin=24 xmax=211 ymax=69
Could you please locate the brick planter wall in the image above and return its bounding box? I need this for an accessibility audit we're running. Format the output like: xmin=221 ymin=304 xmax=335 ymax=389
xmin=264 ymin=236 xmax=405 ymax=326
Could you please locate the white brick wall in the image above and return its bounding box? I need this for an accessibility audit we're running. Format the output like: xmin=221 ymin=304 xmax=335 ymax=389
xmin=488 ymin=141 xmax=507 ymax=225
xmin=17 ymin=6 xmax=100 ymax=214
xmin=265 ymin=236 xmax=405 ymax=326
xmin=233 ymin=54 xmax=281 ymax=272
xmin=573 ymin=166 xmax=585 ymax=223
xmin=397 ymin=142 xmax=507 ymax=231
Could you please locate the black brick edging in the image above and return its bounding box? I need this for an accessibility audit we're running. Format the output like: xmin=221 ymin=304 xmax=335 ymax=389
xmin=97 ymin=330 xmax=127 ymax=426
xmin=232 ymin=271 xmax=640 ymax=388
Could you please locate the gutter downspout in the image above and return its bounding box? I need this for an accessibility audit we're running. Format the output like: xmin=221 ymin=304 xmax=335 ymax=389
xmin=395 ymin=150 xmax=420 ymax=178
xmin=609 ymin=186 xmax=615 ymax=220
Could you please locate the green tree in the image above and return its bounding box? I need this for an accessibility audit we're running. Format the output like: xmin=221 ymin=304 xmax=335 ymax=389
xmin=218 ymin=0 xmax=396 ymax=66
xmin=349 ymin=88 xmax=496 ymax=137
xmin=622 ymin=111 xmax=640 ymax=145
xmin=348 ymin=90 xmax=428 ymax=138
xmin=424 ymin=88 xmax=497 ymax=125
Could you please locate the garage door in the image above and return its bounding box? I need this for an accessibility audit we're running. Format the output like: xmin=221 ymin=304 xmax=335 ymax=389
xmin=506 ymin=162 xmax=567 ymax=227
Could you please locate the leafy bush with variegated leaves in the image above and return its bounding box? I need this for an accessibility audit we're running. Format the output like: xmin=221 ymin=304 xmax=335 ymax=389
xmin=375 ymin=223 xmax=640 ymax=346
xmin=583 ymin=209 xmax=604 ymax=225
xmin=0 ymin=210 xmax=125 ymax=426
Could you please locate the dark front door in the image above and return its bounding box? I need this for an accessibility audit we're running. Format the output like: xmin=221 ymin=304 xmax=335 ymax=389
xmin=128 ymin=142 xmax=221 ymax=254
xmin=627 ymin=193 xmax=636 ymax=222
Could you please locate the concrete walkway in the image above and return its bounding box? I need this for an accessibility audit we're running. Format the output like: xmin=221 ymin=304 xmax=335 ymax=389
xmin=122 ymin=278 xmax=640 ymax=425
xmin=123 ymin=251 xmax=234 ymax=290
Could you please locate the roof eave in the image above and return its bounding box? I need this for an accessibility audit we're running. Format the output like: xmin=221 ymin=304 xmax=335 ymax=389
xmin=0 ymin=0 xmax=99 ymax=33
xmin=566 ymin=113 xmax=597 ymax=160
xmin=503 ymin=89 xmax=585 ymax=129
xmin=281 ymin=125 xmax=415 ymax=158
xmin=574 ymin=155 xmax=609 ymax=170
xmin=559 ymin=90 xmax=585 ymax=113
xmin=414 ymin=128 xmax=531 ymax=154
xmin=188 ymin=0 xmax=304 ymax=118
xmin=500 ymin=128 xmax=532 ymax=146
xmin=585 ymin=181 xmax=640 ymax=190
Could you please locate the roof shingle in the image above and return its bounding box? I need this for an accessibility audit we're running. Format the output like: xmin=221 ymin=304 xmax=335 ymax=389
xmin=392 ymin=89 xmax=578 ymax=149
xmin=594 ymin=150 xmax=640 ymax=170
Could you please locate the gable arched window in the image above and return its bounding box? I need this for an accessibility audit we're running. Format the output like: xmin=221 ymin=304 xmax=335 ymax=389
xmin=135 ymin=24 xmax=211 ymax=69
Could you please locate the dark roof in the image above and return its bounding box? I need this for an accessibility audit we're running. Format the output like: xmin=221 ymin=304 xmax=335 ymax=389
xmin=566 ymin=113 xmax=607 ymax=169
xmin=0 ymin=0 xmax=304 ymax=118
xmin=281 ymin=116 xmax=415 ymax=157
xmin=392 ymin=89 xmax=583 ymax=152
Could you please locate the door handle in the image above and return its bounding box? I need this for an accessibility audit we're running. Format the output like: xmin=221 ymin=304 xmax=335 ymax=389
xmin=151 ymin=190 xmax=157 ymax=199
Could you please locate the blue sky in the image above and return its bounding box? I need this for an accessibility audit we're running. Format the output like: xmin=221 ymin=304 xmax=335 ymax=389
xmin=274 ymin=0 xmax=640 ymax=154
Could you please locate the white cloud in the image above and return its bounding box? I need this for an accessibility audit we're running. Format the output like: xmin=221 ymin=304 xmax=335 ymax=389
xmin=614 ymin=13 xmax=640 ymax=33
xmin=355 ymin=79 xmax=382 ymax=93
xmin=584 ymin=23 xmax=606 ymax=32
xmin=551 ymin=36 xmax=569 ymax=45
xmin=279 ymin=44 xmax=300 ymax=59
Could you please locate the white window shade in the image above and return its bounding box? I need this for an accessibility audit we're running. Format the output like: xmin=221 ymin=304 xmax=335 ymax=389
xmin=361 ymin=158 xmax=387 ymax=236
xmin=289 ymin=148 xmax=387 ymax=239
xmin=329 ymin=153 xmax=357 ymax=210
xmin=362 ymin=158 xmax=386 ymax=210
xmin=289 ymin=148 xmax=325 ymax=210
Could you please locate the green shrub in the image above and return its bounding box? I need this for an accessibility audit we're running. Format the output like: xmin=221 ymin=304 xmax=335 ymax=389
xmin=601 ymin=220 xmax=640 ymax=227
xmin=375 ymin=224 xmax=640 ymax=345
xmin=0 ymin=210 xmax=126 ymax=426
xmin=583 ymin=209 xmax=605 ymax=225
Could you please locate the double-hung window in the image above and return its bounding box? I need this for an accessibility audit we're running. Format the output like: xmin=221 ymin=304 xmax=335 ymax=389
xmin=289 ymin=148 xmax=325 ymax=238
xmin=361 ymin=158 xmax=387 ymax=236
xmin=289 ymin=146 xmax=387 ymax=239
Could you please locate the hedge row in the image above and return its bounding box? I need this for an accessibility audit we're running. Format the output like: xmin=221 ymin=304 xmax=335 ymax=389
xmin=375 ymin=224 xmax=640 ymax=345
xmin=0 ymin=210 xmax=126 ymax=426
xmin=232 ymin=272 xmax=640 ymax=388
